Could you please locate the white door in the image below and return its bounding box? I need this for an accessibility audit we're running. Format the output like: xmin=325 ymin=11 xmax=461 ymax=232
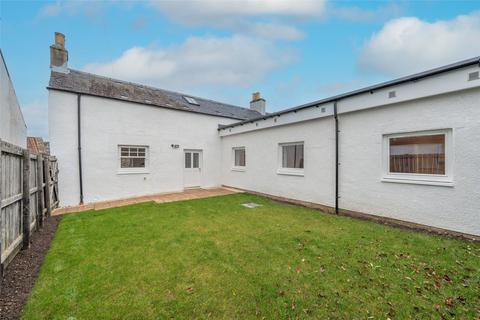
xmin=184 ymin=150 xmax=202 ymax=188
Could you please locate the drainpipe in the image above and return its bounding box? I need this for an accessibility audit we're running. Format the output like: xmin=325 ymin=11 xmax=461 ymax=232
xmin=77 ymin=94 xmax=84 ymax=204
xmin=334 ymin=101 xmax=339 ymax=214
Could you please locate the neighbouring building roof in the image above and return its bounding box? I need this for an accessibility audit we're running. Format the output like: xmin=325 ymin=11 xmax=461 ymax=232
xmin=48 ymin=69 xmax=261 ymax=120
xmin=27 ymin=137 xmax=50 ymax=155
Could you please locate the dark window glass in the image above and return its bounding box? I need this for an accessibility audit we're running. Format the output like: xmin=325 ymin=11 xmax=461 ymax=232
xmin=234 ymin=149 xmax=246 ymax=166
xmin=185 ymin=152 xmax=192 ymax=168
xmin=193 ymin=153 xmax=200 ymax=168
xmin=282 ymin=144 xmax=304 ymax=169
xmin=389 ymin=134 xmax=445 ymax=174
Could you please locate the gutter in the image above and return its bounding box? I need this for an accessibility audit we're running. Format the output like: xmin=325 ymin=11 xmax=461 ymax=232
xmin=77 ymin=94 xmax=84 ymax=204
xmin=218 ymin=56 xmax=480 ymax=130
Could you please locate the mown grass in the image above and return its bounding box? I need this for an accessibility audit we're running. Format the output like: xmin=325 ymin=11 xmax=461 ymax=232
xmin=23 ymin=193 xmax=479 ymax=319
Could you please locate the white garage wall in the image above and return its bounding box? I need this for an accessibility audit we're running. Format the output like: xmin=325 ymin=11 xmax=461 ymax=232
xmin=49 ymin=90 xmax=237 ymax=206
xmin=221 ymin=117 xmax=335 ymax=206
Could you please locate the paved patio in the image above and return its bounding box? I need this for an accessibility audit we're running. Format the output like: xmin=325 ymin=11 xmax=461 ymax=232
xmin=52 ymin=187 xmax=242 ymax=215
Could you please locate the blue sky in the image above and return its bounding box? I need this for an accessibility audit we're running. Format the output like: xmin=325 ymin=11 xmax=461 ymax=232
xmin=1 ymin=1 xmax=479 ymax=138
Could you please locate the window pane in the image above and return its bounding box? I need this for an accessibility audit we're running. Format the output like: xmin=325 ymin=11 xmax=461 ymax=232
xmin=193 ymin=153 xmax=199 ymax=168
xmin=295 ymin=145 xmax=304 ymax=169
xmin=234 ymin=149 xmax=246 ymax=166
xmin=282 ymin=144 xmax=303 ymax=168
xmin=120 ymin=157 xmax=145 ymax=168
xmin=185 ymin=152 xmax=191 ymax=168
xmin=389 ymin=134 xmax=445 ymax=174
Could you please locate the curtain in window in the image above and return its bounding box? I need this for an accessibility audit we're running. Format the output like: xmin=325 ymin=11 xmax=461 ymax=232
xmin=389 ymin=134 xmax=445 ymax=174
xmin=282 ymin=144 xmax=304 ymax=169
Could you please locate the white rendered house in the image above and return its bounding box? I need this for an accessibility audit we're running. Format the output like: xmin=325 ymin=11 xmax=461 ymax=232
xmin=48 ymin=33 xmax=480 ymax=237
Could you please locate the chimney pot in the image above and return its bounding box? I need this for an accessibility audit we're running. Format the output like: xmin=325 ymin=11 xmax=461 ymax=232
xmin=250 ymin=91 xmax=266 ymax=115
xmin=55 ymin=32 xmax=65 ymax=48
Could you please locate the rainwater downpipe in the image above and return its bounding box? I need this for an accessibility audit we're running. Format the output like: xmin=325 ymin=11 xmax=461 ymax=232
xmin=334 ymin=101 xmax=339 ymax=214
xmin=77 ymin=94 xmax=84 ymax=204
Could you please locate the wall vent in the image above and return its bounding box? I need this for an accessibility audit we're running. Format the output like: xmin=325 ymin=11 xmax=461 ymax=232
xmin=468 ymin=71 xmax=479 ymax=81
xmin=321 ymin=107 xmax=326 ymax=113
xmin=388 ymin=91 xmax=396 ymax=98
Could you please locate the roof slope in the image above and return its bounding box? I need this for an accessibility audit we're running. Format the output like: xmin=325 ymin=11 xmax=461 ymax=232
xmin=48 ymin=69 xmax=261 ymax=120
xmin=219 ymin=56 xmax=480 ymax=129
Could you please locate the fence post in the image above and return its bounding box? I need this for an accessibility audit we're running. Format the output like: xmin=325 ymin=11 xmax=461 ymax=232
xmin=22 ymin=149 xmax=31 ymax=249
xmin=37 ymin=154 xmax=45 ymax=228
xmin=44 ymin=157 xmax=52 ymax=216
xmin=0 ymin=139 xmax=4 ymax=282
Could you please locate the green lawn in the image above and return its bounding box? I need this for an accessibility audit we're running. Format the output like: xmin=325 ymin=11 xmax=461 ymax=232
xmin=23 ymin=194 xmax=479 ymax=319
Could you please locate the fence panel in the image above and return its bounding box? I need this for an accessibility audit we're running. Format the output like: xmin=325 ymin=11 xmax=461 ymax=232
xmin=0 ymin=139 xmax=59 ymax=281
xmin=0 ymin=141 xmax=24 ymax=267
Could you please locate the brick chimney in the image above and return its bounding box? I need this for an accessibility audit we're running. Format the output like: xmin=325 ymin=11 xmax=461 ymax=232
xmin=50 ymin=32 xmax=69 ymax=73
xmin=250 ymin=92 xmax=266 ymax=115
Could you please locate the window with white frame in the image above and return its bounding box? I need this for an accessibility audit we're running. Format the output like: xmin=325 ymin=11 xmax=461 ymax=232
xmin=119 ymin=145 xmax=148 ymax=172
xmin=278 ymin=142 xmax=304 ymax=175
xmin=383 ymin=130 xmax=452 ymax=186
xmin=232 ymin=147 xmax=246 ymax=168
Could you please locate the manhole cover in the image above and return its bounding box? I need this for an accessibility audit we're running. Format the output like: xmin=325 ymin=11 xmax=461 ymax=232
xmin=241 ymin=203 xmax=262 ymax=208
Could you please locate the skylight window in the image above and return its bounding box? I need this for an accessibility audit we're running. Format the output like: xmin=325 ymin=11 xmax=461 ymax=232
xmin=183 ymin=96 xmax=199 ymax=105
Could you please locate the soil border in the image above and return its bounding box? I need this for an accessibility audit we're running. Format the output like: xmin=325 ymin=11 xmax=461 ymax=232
xmin=0 ymin=216 xmax=61 ymax=320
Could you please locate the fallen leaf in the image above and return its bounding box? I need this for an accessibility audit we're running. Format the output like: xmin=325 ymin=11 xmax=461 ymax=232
xmin=434 ymin=281 xmax=441 ymax=289
xmin=295 ymin=266 xmax=301 ymax=273
xmin=186 ymin=287 xmax=194 ymax=294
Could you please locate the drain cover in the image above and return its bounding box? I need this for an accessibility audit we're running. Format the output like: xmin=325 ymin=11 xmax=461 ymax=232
xmin=241 ymin=203 xmax=262 ymax=208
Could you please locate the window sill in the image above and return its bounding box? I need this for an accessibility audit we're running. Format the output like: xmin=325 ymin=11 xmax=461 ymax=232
xmin=231 ymin=167 xmax=246 ymax=172
xmin=117 ymin=169 xmax=150 ymax=175
xmin=277 ymin=169 xmax=304 ymax=176
xmin=381 ymin=177 xmax=453 ymax=187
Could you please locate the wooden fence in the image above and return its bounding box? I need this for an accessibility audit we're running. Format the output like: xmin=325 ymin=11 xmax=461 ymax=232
xmin=0 ymin=139 xmax=59 ymax=279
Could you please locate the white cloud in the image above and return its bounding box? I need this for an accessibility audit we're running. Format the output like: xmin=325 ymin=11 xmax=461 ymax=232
xmin=83 ymin=35 xmax=295 ymax=90
xmin=22 ymin=99 xmax=48 ymax=138
xmin=250 ymin=23 xmax=305 ymax=40
xmin=38 ymin=0 xmax=105 ymax=18
xmin=358 ymin=12 xmax=480 ymax=76
xmin=148 ymin=0 xmax=324 ymax=40
xmin=330 ymin=3 xmax=402 ymax=23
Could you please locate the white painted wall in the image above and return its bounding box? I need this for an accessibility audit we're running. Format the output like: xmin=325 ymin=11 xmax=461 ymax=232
xmin=220 ymin=88 xmax=480 ymax=236
xmin=221 ymin=118 xmax=335 ymax=206
xmin=339 ymin=88 xmax=480 ymax=236
xmin=49 ymin=90 xmax=237 ymax=206
xmin=0 ymin=53 xmax=27 ymax=147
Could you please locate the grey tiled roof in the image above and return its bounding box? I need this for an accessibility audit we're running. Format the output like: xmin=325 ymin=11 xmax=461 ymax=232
xmin=48 ymin=69 xmax=261 ymax=120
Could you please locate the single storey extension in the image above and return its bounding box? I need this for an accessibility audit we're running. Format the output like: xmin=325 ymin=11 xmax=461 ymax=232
xmin=48 ymin=33 xmax=480 ymax=237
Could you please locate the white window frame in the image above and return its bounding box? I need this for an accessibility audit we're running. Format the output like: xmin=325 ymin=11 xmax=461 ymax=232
xmin=277 ymin=142 xmax=304 ymax=176
xmin=118 ymin=145 xmax=150 ymax=174
xmin=381 ymin=129 xmax=453 ymax=187
xmin=232 ymin=147 xmax=246 ymax=171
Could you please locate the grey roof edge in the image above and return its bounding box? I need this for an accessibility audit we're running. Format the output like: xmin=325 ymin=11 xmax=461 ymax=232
xmin=47 ymin=68 xmax=259 ymax=121
xmin=47 ymin=86 xmax=250 ymax=121
xmin=219 ymin=56 xmax=480 ymax=130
